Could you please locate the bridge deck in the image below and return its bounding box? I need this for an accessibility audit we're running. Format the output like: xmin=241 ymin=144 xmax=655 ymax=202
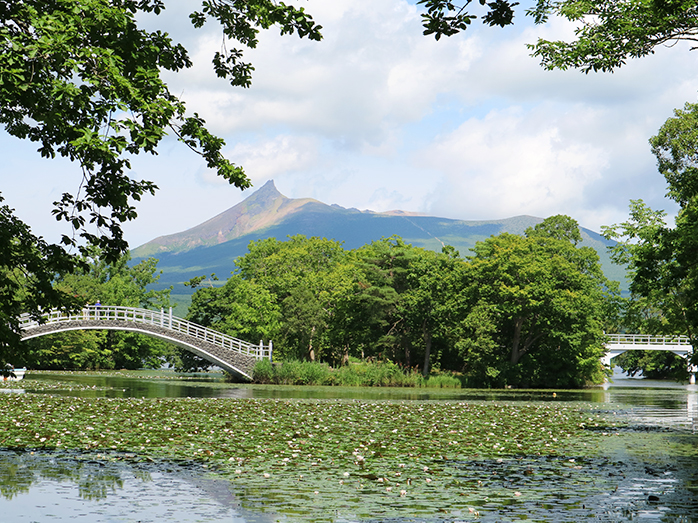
xmin=19 ymin=306 xmax=272 ymax=380
xmin=603 ymin=333 xmax=696 ymax=381
xmin=606 ymin=333 xmax=692 ymax=348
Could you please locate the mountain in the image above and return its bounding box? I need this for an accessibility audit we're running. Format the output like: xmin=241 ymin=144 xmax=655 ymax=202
xmin=131 ymin=180 xmax=626 ymax=312
xmin=132 ymin=180 xmax=323 ymax=258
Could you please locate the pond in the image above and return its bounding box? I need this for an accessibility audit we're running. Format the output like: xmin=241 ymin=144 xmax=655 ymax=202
xmin=1 ymin=370 xmax=697 ymax=522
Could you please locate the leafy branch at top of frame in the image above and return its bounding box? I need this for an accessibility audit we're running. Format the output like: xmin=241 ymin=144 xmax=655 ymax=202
xmin=417 ymin=0 xmax=519 ymax=40
xmin=190 ymin=0 xmax=323 ymax=87
xmin=419 ymin=0 xmax=698 ymax=74
xmin=0 ymin=0 xmax=323 ymax=267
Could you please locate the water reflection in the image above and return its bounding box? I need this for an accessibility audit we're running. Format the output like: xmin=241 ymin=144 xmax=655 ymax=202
xmin=0 ymin=451 xmax=273 ymax=522
xmin=0 ymin=451 xmax=126 ymax=501
xmin=18 ymin=372 xmax=698 ymax=419
xmin=448 ymin=455 xmax=698 ymax=522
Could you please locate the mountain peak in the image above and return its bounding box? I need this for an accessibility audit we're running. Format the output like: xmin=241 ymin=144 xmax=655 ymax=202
xmin=131 ymin=180 xmax=324 ymax=257
xmin=259 ymin=178 xmax=279 ymax=192
xmin=252 ymin=179 xmax=282 ymax=199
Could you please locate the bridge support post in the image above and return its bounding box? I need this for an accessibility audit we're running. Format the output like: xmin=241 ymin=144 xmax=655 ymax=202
xmin=269 ymin=340 xmax=273 ymax=363
xmin=169 ymin=307 xmax=173 ymax=329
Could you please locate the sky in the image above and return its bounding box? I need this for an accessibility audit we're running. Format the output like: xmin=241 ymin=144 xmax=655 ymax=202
xmin=2 ymin=0 xmax=698 ymax=249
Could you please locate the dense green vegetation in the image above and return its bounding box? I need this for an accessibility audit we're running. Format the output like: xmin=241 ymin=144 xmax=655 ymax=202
xmin=8 ymin=216 xmax=618 ymax=388
xmin=10 ymin=206 xmax=691 ymax=385
xmin=186 ymin=215 xmax=618 ymax=388
xmin=252 ymin=359 xmax=462 ymax=388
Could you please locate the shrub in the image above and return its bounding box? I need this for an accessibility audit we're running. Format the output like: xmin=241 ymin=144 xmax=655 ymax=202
xmin=251 ymin=359 xmax=462 ymax=388
xmin=252 ymin=359 xmax=274 ymax=384
xmin=296 ymin=361 xmax=332 ymax=385
xmin=423 ymin=373 xmax=462 ymax=388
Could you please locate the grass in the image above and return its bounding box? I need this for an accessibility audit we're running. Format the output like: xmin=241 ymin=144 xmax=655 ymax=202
xmin=253 ymin=359 xmax=463 ymax=388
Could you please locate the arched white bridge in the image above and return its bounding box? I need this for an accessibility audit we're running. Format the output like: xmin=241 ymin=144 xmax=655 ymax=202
xmin=605 ymin=334 xmax=697 ymax=384
xmin=19 ymin=306 xmax=272 ymax=381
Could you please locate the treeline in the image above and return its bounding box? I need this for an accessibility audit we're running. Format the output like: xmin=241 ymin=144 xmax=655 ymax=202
xmin=187 ymin=215 xmax=620 ymax=388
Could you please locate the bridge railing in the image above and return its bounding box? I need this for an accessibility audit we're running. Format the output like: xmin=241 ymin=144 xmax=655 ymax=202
xmin=19 ymin=305 xmax=272 ymax=360
xmin=606 ymin=333 xmax=692 ymax=346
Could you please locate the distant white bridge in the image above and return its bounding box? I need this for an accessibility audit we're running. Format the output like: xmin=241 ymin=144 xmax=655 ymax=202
xmin=19 ymin=306 xmax=273 ymax=381
xmin=605 ymin=334 xmax=697 ymax=384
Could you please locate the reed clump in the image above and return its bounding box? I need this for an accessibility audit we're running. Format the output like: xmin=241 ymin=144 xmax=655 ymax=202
xmin=252 ymin=359 xmax=462 ymax=388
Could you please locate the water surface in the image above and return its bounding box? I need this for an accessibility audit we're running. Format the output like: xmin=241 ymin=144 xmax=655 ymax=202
xmin=2 ymin=370 xmax=697 ymax=522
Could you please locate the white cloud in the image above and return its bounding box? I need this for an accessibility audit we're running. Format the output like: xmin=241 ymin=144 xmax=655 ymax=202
xmin=201 ymin=135 xmax=322 ymax=186
xmin=419 ymin=105 xmax=608 ymax=219
xmin=164 ymin=0 xmax=479 ymax=144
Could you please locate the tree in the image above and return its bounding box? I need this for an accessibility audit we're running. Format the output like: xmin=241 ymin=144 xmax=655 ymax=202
xmin=329 ymin=248 xmax=402 ymax=363
xmin=187 ymin=274 xmax=280 ymax=344
xmin=456 ymin=216 xmax=614 ymax=388
xmin=346 ymin=237 xmax=419 ymax=363
xmin=604 ymin=104 xmax=698 ymax=343
xmin=204 ymin=235 xmax=348 ymax=362
xmin=280 ymin=285 xmax=326 ymax=362
xmin=603 ymin=104 xmax=698 ymax=376
xmin=236 ymin=235 xmax=346 ymax=298
xmin=333 ymin=237 xmax=463 ymax=373
xmin=418 ymin=0 xmax=698 ymax=73
xmin=0 ymin=197 xmax=79 ymax=361
xmin=528 ymin=0 xmax=698 ymax=73
xmin=399 ymin=246 xmax=462 ymax=376
xmin=181 ymin=273 xmax=280 ymax=371
xmin=0 ymin=0 xmax=322 ymax=363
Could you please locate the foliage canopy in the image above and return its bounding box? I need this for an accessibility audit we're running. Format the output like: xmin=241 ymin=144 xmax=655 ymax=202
xmin=0 ymin=0 xmax=321 ymax=362
xmin=419 ymin=0 xmax=698 ymax=72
